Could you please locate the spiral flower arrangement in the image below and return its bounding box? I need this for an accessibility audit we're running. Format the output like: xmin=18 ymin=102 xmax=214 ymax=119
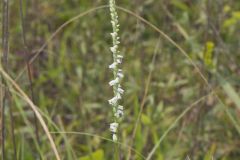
xmin=108 ymin=0 xmax=124 ymax=142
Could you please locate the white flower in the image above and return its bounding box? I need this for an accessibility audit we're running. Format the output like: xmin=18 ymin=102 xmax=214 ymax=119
xmin=117 ymin=55 xmax=123 ymax=64
xmin=109 ymin=77 xmax=119 ymax=86
xmin=109 ymin=0 xmax=124 ymax=142
xmin=117 ymin=72 xmax=124 ymax=79
xmin=117 ymin=87 xmax=124 ymax=94
xmin=116 ymin=59 xmax=121 ymax=64
xmin=109 ymin=62 xmax=117 ymax=69
xmin=112 ymin=134 xmax=118 ymax=142
xmin=115 ymin=105 xmax=124 ymax=118
xmin=118 ymin=105 xmax=124 ymax=110
xmin=108 ymin=96 xmax=118 ymax=106
xmin=110 ymin=45 xmax=117 ymax=53
xmin=110 ymin=122 xmax=119 ymax=133
xmin=115 ymin=109 xmax=124 ymax=118
xmin=111 ymin=20 xmax=116 ymax=26
xmin=117 ymin=55 xmax=123 ymax=59
xmin=116 ymin=93 xmax=121 ymax=99
xmin=110 ymin=32 xmax=117 ymax=38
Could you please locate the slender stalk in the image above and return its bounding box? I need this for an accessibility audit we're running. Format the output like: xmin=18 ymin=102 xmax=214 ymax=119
xmin=108 ymin=1 xmax=124 ymax=159
xmin=9 ymin=95 xmax=17 ymax=160
xmin=1 ymin=0 xmax=10 ymax=159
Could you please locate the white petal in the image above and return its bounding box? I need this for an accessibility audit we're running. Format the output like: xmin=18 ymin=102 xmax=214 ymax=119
xmin=117 ymin=55 xmax=123 ymax=59
xmin=111 ymin=20 xmax=115 ymax=26
xmin=108 ymin=96 xmax=118 ymax=106
xmin=118 ymin=105 xmax=124 ymax=110
xmin=110 ymin=123 xmax=119 ymax=133
xmin=117 ymin=87 xmax=124 ymax=94
xmin=110 ymin=45 xmax=117 ymax=53
xmin=110 ymin=32 xmax=117 ymax=38
xmin=117 ymin=72 xmax=124 ymax=79
xmin=109 ymin=77 xmax=119 ymax=86
xmin=115 ymin=109 xmax=124 ymax=118
xmin=109 ymin=62 xmax=117 ymax=69
xmin=116 ymin=59 xmax=122 ymax=64
xmin=116 ymin=55 xmax=123 ymax=64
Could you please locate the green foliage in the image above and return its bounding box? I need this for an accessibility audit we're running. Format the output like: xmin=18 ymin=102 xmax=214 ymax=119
xmin=204 ymin=144 xmax=216 ymax=160
xmin=224 ymin=11 xmax=240 ymax=28
xmin=1 ymin=0 xmax=240 ymax=159
xmin=219 ymin=75 xmax=240 ymax=110
xmin=141 ymin=114 xmax=151 ymax=125
xmin=79 ymin=149 xmax=104 ymax=160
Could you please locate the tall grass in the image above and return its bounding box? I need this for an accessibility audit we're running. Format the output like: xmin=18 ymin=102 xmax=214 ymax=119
xmin=1 ymin=0 xmax=11 ymax=159
xmin=18 ymin=0 xmax=40 ymax=148
xmin=0 ymin=1 xmax=240 ymax=159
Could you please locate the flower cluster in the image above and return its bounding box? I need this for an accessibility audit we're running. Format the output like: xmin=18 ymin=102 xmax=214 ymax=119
xmin=108 ymin=0 xmax=124 ymax=142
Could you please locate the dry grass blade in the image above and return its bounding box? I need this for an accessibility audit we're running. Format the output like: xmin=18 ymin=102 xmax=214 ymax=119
xmin=0 ymin=68 xmax=61 ymax=160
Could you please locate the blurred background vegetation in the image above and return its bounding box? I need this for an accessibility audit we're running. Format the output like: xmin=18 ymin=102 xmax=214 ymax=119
xmin=0 ymin=0 xmax=240 ymax=159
